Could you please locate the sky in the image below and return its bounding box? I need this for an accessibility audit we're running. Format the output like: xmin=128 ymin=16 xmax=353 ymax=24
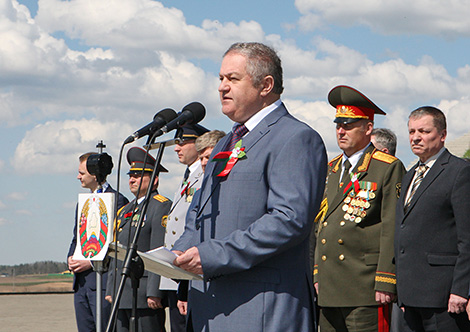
xmin=1 ymin=0 xmax=469 ymax=265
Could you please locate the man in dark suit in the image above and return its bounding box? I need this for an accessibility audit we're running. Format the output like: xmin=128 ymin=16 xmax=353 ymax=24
xmin=314 ymin=86 xmax=406 ymax=332
xmin=67 ymin=152 xmax=129 ymax=332
xmin=105 ymin=147 xmax=171 ymax=332
xmin=173 ymin=42 xmax=327 ymax=332
xmin=395 ymin=106 xmax=470 ymax=331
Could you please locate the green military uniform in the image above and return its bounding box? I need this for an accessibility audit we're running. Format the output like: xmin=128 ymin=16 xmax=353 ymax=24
xmin=314 ymin=144 xmax=405 ymax=306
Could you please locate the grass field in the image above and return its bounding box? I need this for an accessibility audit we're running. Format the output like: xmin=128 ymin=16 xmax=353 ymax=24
xmin=0 ymin=274 xmax=73 ymax=294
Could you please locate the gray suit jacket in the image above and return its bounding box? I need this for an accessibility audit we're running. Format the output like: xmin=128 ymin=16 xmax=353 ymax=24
xmin=174 ymin=103 xmax=327 ymax=332
xmin=395 ymin=149 xmax=470 ymax=307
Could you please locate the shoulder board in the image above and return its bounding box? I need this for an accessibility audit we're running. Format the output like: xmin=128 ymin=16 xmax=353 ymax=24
xmin=328 ymin=154 xmax=342 ymax=166
xmin=372 ymin=151 xmax=397 ymax=164
xmin=153 ymin=194 xmax=169 ymax=203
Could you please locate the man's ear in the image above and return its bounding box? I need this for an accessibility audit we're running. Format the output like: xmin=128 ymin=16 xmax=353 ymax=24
xmin=260 ymin=75 xmax=274 ymax=97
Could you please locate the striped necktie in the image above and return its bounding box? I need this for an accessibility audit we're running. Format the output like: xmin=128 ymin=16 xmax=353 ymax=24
xmin=226 ymin=124 xmax=249 ymax=152
xmin=404 ymin=164 xmax=428 ymax=212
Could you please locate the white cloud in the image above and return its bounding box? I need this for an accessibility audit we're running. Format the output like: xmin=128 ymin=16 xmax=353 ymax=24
xmin=35 ymin=0 xmax=266 ymax=59
xmin=0 ymin=217 xmax=8 ymax=226
xmin=295 ymin=0 xmax=470 ymax=37
xmin=12 ymin=118 xmax=134 ymax=174
xmin=7 ymin=192 xmax=27 ymax=201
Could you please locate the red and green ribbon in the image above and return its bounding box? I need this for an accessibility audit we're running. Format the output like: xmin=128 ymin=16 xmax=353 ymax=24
xmin=212 ymin=139 xmax=246 ymax=177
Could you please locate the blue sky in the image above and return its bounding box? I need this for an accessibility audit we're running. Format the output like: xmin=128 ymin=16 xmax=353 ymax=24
xmin=1 ymin=0 xmax=469 ymax=265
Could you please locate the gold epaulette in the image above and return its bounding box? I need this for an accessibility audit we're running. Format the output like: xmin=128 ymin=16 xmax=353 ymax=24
xmin=372 ymin=150 xmax=397 ymax=164
xmin=153 ymin=194 xmax=169 ymax=203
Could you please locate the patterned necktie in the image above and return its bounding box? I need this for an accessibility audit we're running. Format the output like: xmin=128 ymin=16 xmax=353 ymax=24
xmin=404 ymin=164 xmax=428 ymax=212
xmin=340 ymin=159 xmax=352 ymax=188
xmin=226 ymin=124 xmax=249 ymax=152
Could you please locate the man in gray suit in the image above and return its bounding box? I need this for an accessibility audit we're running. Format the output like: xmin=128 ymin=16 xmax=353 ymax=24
xmin=173 ymin=42 xmax=327 ymax=332
xmin=395 ymin=106 xmax=470 ymax=331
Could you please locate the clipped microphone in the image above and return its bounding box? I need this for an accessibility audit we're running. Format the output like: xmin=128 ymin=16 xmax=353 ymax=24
xmin=154 ymin=102 xmax=206 ymax=136
xmin=123 ymin=108 xmax=177 ymax=144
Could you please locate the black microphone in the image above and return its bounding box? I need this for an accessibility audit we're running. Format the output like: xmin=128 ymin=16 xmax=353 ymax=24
xmin=124 ymin=108 xmax=177 ymax=144
xmin=154 ymin=102 xmax=206 ymax=136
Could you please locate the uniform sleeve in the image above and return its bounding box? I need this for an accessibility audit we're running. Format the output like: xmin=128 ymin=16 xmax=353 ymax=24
xmin=375 ymin=160 xmax=406 ymax=293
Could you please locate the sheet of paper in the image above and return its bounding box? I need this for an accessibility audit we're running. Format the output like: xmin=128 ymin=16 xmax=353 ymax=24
xmin=108 ymin=243 xmax=203 ymax=280
xmin=145 ymin=246 xmax=178 ymax=264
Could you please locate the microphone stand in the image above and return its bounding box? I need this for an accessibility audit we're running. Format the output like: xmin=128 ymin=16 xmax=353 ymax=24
xmin=106 ymin=135 xmax=168 ymax=332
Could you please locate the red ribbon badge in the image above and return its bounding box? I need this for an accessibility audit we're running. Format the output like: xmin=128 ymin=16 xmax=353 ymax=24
xmin=212 ymin=140 xmax=246 ymax=177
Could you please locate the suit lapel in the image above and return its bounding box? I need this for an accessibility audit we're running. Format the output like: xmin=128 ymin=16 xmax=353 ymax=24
xmin=198 ymin=104 xmax=287 ymax=213
xmin=325 ymin=145 xmax=375 ymax=219
xmin=404 ymin=150 xmax=449 ymax=216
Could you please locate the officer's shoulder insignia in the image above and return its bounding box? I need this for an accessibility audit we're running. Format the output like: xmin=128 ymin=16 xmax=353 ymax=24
xmin=357 ymin=152 xmax=372 ymax=172
xmin=161 ymin=215 xmax=168 ymax=228
xmin=372 ymin=150 xmax=397 ymax=164
xmin=153 ymin=194 xmax=169 ymax=203
xmin=329 ymin=154 xmax=342 ymax=172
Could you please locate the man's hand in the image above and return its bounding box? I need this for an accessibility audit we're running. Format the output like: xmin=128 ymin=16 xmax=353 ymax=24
xmin=466 ymin=299 xmax=470 ymax=319
xmin=174 ymin=247 xmax=203 ymax=275
xmin=314 ymin=282 xmax=319 ymax=294
xmin=375 ymin=291 xmax=396 ymax=304
xmin=448 ymin=294 xmax=468 ymax=314
xmin=68 ymin=256 xmax=92 ymax=273
xmin=147 ymin=297 xmax=163 ymax=310
xmin=177 ymin=300 xmax=188 ymax=315
xmin=105 ymin=295 xmax=112 ymax=303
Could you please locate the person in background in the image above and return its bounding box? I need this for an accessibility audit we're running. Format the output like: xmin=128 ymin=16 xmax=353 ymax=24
xmin=395 ymin=106 xmax=470 ymax=331
xmin=159 ymin=124 xmax=208 ymax=332
xmin=195 ymin=130 xmax=226 ymax=172
xmin=106 ymin=147 xmax=171 ymax=332
xmin=314 ymin=85 xmax=405 ymax=332
xmin=371 ymin=128 xmax=397 ymax=156
xmin=68 ymin=152 xmax=129 ymax=332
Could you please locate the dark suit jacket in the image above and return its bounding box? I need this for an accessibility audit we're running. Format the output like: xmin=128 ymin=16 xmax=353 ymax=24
xmin=174 ymin=103 xmax=327 ymax=332
xmin=67 ymin=185 xmax=129 ymax=291
xmin=395 ymin=149 xmax=470 ymax=307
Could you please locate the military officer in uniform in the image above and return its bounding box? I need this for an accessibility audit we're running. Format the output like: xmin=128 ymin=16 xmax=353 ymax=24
xmin=314 ymin=85 xmax=406 ymax=332
xmin=159 ymin=124 xmax=208 ymax=332
xmin=105 ymin=147 xmax=172 ymax=332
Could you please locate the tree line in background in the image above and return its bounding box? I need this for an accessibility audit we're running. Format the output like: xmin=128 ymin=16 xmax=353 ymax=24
xmin=0 ymin=261 xmax=68 ymax=276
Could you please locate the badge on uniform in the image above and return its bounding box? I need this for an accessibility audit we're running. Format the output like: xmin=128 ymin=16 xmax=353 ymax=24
xmin=341 ymin=182 xmax=377 ymax=223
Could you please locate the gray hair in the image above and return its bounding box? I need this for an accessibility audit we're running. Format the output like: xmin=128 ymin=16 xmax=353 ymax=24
xmin=371 ymin=128 xmax=397 ymax=156
xmin=224 ymin=42 xmax=284 ymax=95
xmin=195 ymin=130 xmax=226 ymax=153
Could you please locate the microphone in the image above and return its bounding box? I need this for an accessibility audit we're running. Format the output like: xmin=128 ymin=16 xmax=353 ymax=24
xmin=154 ymin=102 xmax=206 ymax=136
xmin=124 ymin=108 xmax=177 ymax=144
